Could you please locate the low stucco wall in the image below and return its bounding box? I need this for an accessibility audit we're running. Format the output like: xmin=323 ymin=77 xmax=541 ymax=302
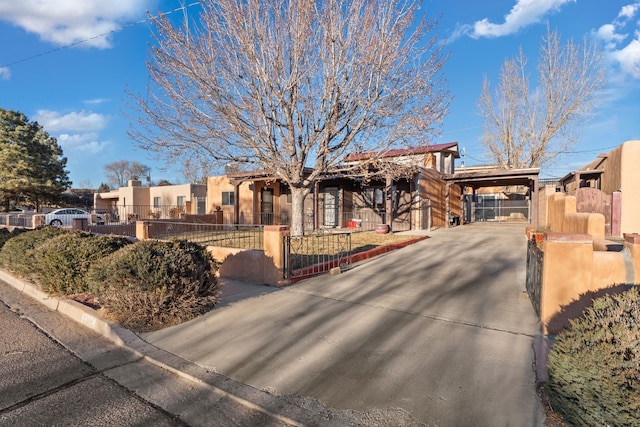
xmin=540 ymin=233 xmax=640 ymax=334
xmin=206 ymin=247 xmax=269 ymax=283
xmin=562 ymin=212 xmax=605 ymax=239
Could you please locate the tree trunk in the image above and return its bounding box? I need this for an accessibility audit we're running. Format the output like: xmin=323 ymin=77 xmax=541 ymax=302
xmin=290 ymin=187 xmax=307 ymax=237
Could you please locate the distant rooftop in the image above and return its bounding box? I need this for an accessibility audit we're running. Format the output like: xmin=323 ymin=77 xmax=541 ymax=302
xmin=343 ymin=142 xmax=459 ymax=162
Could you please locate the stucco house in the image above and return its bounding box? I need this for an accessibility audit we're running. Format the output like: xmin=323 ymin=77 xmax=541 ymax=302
xmin=93 ymin=179 xmax=207 ymax=222
xmin=206 ymin=142 xmax=463 ymax=232
xmin=554 ymin=139 xmax=640 ymax=236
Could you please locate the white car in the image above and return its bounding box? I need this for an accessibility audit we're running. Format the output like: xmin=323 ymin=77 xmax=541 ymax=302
xmin=45 ymin=208 xmax=97 ymax=227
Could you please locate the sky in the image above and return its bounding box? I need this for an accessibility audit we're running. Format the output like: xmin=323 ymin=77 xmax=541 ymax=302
xmin=0 ymin=0 xmax=639 ymax=188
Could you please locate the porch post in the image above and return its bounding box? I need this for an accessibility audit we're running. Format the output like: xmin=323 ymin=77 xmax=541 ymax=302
xmin=233 ymin=181 xmax=240 ymax=225
xmin=472 ymin=187 xmax=477 ymax=223
xmin=445 ymin=182 xmax=450 ymax=228
xmin=530 ymin=176 xmax=539 ymax=227
xmin=314 ymin=181 xmax=319 ymax=231
xmin=385 ymin=174 xmax=393 ymax=229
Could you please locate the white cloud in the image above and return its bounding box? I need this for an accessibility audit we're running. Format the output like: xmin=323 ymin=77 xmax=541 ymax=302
xmin=58 ymin=132 xmax=110 ymax=154
xmin=35 ymin=109 xmax=108 ymax=133
xmin=84 ymin=98 xmax=109 ymax=105
xmin=594 ymin=3 xmax=640 ymax=79
xmin=0 ymin=0 xmax=156 ymax=49
xmin=0 ymin=66 xmax=10 ymax=80
xmin=611 ymin=36 xmax=640 ymax=78
xmin=470 ymin=0 xmax=575 ymax=38
xmin=618 ymin=3 xmax=640 ymax=20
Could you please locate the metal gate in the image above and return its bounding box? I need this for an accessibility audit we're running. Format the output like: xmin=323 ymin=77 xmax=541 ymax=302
xmin=466 ymin=195 xmax=530 ymax=222
xmin=284 ymin=231 xmax=351 ymax=280
xmin=525 ymin=239 xmax=543 ymax=316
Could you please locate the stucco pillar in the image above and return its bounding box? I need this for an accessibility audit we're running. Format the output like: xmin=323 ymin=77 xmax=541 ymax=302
xmin=611 ymin=191 xmax=622 ymax=237
xmin=136 ymin=221 xmax=150 ymax=240
xmin=624 ymin=233 xmax=640 ymax=283
xmin=263 ymin=225 xmax=290 ymax=286
xmin=541 ymin=233 xmax=593 ymax=334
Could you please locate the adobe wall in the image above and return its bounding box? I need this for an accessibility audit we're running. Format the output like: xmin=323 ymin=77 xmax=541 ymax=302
xmin=539 ymin=233 xmax=640 ymax=334
xmin=620 ymin=141 xmax=640 ymax=234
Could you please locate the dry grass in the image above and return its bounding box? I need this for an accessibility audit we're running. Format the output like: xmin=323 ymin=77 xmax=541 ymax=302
xmin=350 ymin=231 xmax=421 ymax=251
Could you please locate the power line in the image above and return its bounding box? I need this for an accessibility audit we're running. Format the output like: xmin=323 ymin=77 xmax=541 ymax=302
xmin=0 ymin=2 xmax=200 ymax=69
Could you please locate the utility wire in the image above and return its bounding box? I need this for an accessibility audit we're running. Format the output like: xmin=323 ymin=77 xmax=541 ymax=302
xmin=0 ymin=2 xmax=200 ymax=69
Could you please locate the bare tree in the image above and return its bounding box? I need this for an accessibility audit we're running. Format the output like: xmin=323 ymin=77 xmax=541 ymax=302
xmin=104 ymin=160 xmax=151 ymax=188
xmin=129 ymin=0 xmax=450 ymax=235
xmin=181 ymin=157 xmax=214 ymax=185
xmin=478 ymin=28 xmax=606 ymax=169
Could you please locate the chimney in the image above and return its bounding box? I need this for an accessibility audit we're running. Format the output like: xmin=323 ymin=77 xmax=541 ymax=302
xmin=128 ymin=179 xmax=142 ymax=187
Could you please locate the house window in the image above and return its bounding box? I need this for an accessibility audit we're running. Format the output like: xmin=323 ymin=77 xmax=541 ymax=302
xmin=177 ymin=196 xmax=185 ymax=207
xmin=365 ymin=188 xmax=385 ymax=210
xmin=222 ymin=191 xmax=234 ymax=206
xmin=153 ymin=197 xmax=161 ymax=208
xmin=281 ymin=184 xmax=292 ymax=204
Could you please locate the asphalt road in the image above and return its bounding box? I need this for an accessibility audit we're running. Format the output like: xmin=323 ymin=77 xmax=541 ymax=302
xmin=0 ymin=282 xmax=284 ymax=427
xmin=0 ymin=299 xmax=184 ymax=426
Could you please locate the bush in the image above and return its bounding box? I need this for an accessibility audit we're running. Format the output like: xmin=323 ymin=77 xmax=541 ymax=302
xmin=32 ymin=232 xmax=132 ymax=295
xmin=0 ymin=226 xmax=70 ymax=279
xmin=546 ymin=286 xmax=640 ymax=426
xmin=0 ymin=228 xmax=27 ymax=249
xmin=88 ymin=239 xmax=219 ymax=332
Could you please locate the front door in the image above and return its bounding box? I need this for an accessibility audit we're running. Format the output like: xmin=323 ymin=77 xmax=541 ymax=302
xmin=324 ymin=187 xmax=338 ymax=227
xmin=261 ymin=188 xmax=274 ymax=225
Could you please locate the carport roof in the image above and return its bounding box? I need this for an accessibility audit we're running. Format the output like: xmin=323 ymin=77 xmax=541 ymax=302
xmin=443 ymin=167 xmax=540 ymax=189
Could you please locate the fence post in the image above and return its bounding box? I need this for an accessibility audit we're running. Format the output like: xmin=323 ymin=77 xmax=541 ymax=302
xmin=541 ymin=233 xmax=593 ymax=334
xmin=263 ymin=225 xmax=290 ymax=286
xmin=136 ymin=221 xmax=150 ymax=240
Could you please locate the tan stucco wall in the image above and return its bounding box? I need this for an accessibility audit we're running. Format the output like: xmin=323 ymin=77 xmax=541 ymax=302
xmin=539 ymin=233 xmax=640 ymax=334
xmin=570 ymin=140 xmax=640 ymax=235
xmin=619 ymin=141 xmax=640 ymax=234
xmin=149 ymin=184 xmax=205 ymax=206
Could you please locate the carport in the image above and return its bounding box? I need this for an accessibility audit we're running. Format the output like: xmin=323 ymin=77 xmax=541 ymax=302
xmin=444 ymin=168 xmax=540 ymax=227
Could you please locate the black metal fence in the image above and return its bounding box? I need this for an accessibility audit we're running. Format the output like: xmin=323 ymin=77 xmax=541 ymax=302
xmin=284 ymin=231 xmax=352 ymax=280
xmin=525 ymin=239 xmax=543 ymax=316
xmin=147 ymin=222 xmax=264 ymax=250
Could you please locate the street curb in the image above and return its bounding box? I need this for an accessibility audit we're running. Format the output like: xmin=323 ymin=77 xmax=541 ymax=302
xmin=0 ymin=268 xmax=310 ymax=426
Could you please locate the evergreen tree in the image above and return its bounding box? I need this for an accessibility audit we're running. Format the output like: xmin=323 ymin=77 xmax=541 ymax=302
xmin=0 ymin=108 xmax=71 ymax=211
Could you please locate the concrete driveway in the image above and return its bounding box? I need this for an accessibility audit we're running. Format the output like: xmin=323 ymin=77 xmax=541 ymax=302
xmin=142 ymin=223 xmax=545 ymax=426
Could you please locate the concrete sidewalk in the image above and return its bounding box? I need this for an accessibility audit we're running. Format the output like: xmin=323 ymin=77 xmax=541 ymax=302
xmin=0 ymin=222 xmax=545 ymax=426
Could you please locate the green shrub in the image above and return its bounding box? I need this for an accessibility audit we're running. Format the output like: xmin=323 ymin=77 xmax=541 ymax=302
xmin=32 ymin=232 xmax=132 ymax=295
xmin=0 ymin=228 xmax=26 ymax=249
xmin=546 ymin=286 xmax=640 ymax=426
xmin=0 ymin=226 xmax=70 ymax=279
xmin=88 ymin=239 xmax=219 ymax=332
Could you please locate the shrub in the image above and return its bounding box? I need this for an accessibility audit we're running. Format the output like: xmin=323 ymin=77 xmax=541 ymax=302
xmin=88 ymin=239 xmax=219 ymax=332
xmin=546 ymin=286 xmax=640 ymax=426
xmin=0 ymin=228 xmax=27 ymax=249
xmin=32 ymin=232 xmax=132 ymax=295
xmin=0 ymin=226 xmax=70 ymax=279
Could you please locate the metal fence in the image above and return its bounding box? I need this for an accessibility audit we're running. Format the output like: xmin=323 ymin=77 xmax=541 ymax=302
xmin=97 ymin=205 xmax=186 ymax=224
xmin=474 ymin=199 xmax=529 ymax=222
xmin=284 ymin=230 xmax=352 ymax=279
xmin=147 ymin=222 xmax=264 ymax=250
xmin=525 ymin=239 xmax=543 ymax=316
xmin=340 ymin=211 xmax=386 ymax=231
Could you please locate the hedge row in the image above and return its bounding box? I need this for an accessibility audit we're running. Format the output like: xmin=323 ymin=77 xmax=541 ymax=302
xmin=547 ymin=286 xmax=640 ymax=426
xmin=0 ymin=227 xmax=219 ymax=331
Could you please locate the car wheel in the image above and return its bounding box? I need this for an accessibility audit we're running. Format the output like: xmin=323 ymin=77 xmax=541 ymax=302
xmin=50 ymin=219 xmax=63 ymax=226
